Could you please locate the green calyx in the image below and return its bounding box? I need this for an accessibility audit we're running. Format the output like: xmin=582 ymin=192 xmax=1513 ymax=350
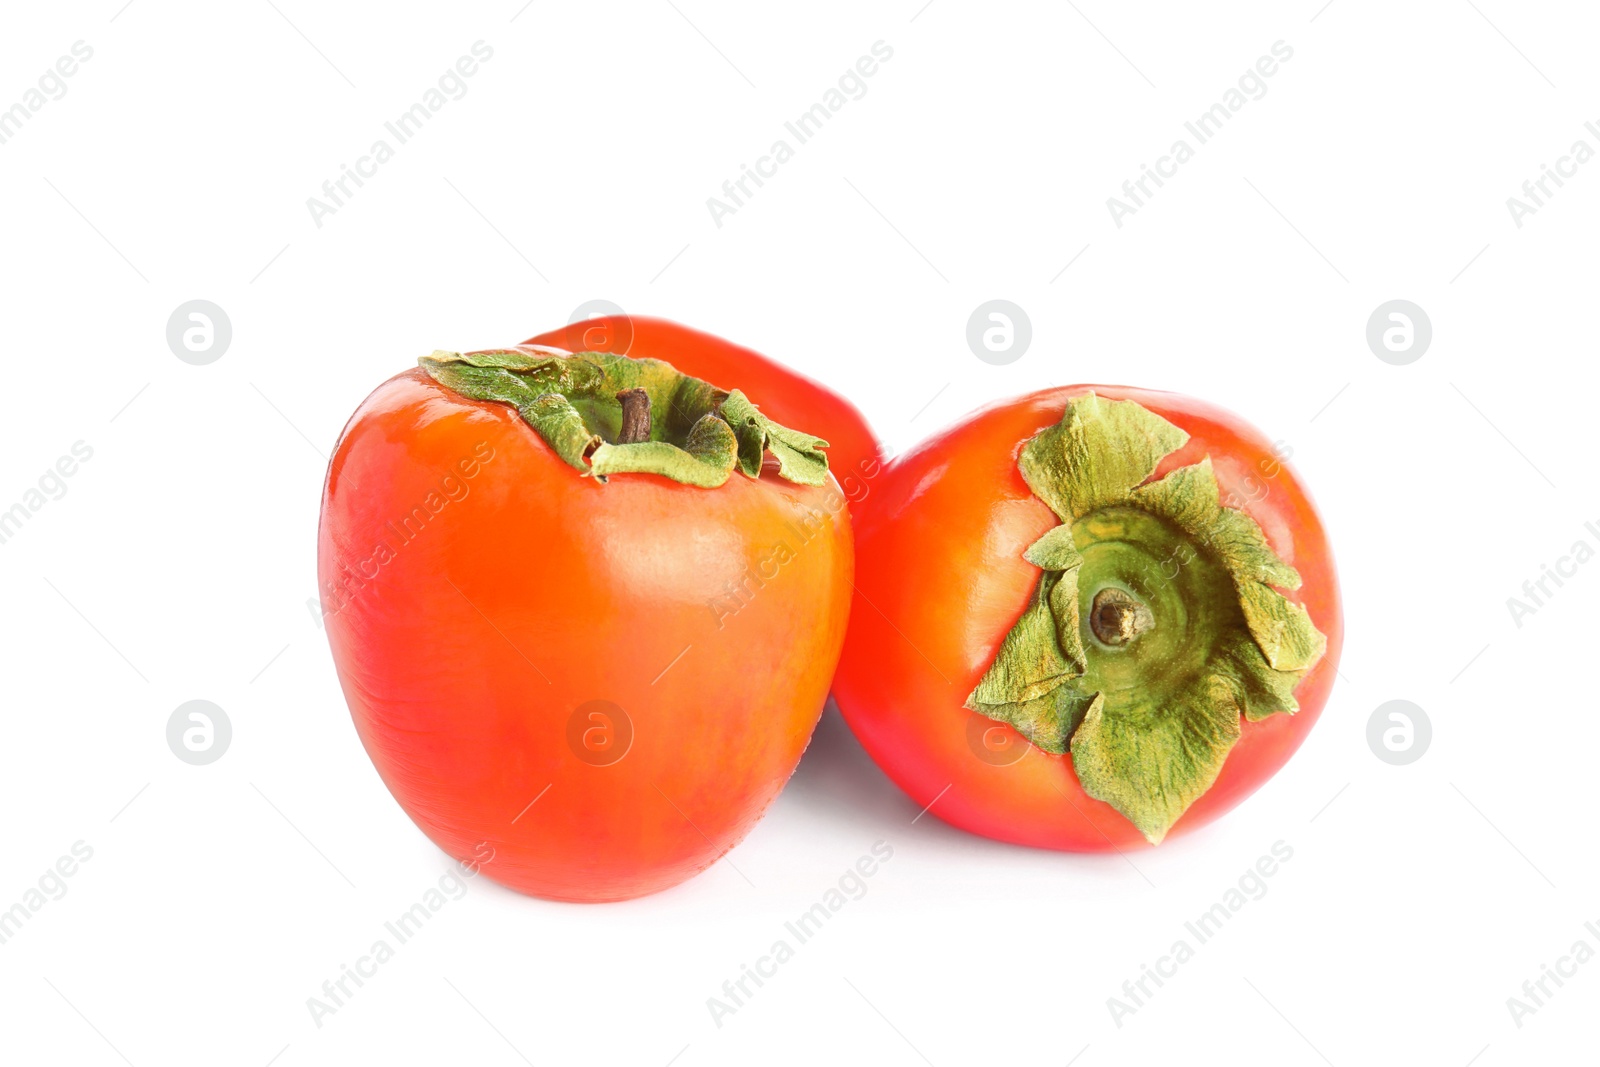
xmin=418 ymin=348 xmax=830 ymax=488
xmin=965 ymin=393 xmax=1326 ymax=844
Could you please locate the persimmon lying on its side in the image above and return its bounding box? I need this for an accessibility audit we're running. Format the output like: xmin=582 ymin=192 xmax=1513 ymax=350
xmin=833 ymin=386 xmax=1341 ymax=850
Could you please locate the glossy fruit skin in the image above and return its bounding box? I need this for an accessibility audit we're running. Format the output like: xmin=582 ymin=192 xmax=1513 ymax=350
xmin=318 ymin=368 xmax=853 ymax=901
xmin=832 ymin=385 xmax=1342 ymax=851
xmin=525 ymin=316 xmax=884 ymax=501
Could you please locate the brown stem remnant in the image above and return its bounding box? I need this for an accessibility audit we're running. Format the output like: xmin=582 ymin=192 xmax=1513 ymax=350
xmin=616 ymin=388 xmax=651 ymax=444
xmin=1090 ymin=587 xmax=1154 ymax=647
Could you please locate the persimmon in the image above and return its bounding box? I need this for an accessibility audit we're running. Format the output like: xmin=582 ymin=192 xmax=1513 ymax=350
xmin=833 ymin=386 xmax=1341 ymax=850
xmin=319 ymin=343 xmax=853 ymax=901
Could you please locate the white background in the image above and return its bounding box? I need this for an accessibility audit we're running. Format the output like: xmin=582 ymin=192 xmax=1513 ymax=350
xmin=1 ymin=1 xmax=1595 ymax=1064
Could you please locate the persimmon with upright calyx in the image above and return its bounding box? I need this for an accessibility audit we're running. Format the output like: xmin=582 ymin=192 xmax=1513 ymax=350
xmin=318 ymin=344 xmax=853 ymax=902
xmin=833 ymin=387 xmax=1341 ymax=850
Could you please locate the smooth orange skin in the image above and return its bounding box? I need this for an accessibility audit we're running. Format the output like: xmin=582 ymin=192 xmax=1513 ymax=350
xmin=525 ymin=316 xmax=885 ymax=498
xmin=318 ymin=368 xmax=853 ymax=901
xmin=832 ymin=386 xmax=1342 ymax=852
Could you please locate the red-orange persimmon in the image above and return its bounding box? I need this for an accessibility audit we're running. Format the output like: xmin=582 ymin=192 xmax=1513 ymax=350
xmin=833 ymin=385 xmax=1341 ymax=850
xmin=319 ymin=341 xmax=853 ymax=901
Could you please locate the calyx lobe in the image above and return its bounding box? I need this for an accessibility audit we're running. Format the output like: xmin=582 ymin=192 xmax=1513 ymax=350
xmin=419 ymin=347 xmax=829 ymax=488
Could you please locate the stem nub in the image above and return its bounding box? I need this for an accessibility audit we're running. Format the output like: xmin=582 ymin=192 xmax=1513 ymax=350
xmin=615 ymin=388 xmax=652 ymax=444
xmin=1089 ymin=587 xmax=1154 ymax=647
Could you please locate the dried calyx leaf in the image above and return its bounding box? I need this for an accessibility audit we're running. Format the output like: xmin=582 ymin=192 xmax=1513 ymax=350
xmin=964 ymin=393 xmax=1326 ymax=844
xmin=418 ymin=348 xmax=829 ymax=488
